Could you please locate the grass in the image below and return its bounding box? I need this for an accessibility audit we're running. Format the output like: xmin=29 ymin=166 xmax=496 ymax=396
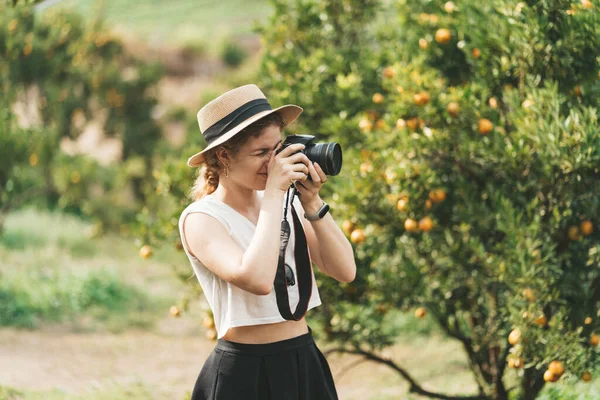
xmin=0 ymin=382 xmax=183 ymax=400
xmin=1 ymin=208 xmax=599 ymax=399
xmin=41 ymin=0 xmax=272 ymax=51
xmin=0 ymin=207 xmax=178 ymax=333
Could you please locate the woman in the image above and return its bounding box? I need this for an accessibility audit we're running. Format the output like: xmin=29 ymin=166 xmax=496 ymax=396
xmin=178 ymin=84 xmax=356 ymax=400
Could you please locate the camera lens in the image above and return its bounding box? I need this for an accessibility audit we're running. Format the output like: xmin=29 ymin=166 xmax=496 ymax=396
xmin=306 ymin=142 xmax=342 ymax=176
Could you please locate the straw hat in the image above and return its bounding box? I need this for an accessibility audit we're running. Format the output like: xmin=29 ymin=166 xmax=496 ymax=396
xmin=186 ymin=84 xmax=303 ymax=167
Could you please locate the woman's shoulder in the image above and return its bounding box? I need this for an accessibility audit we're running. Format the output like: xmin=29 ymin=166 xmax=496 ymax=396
xmin=179 ymin=197 xmax=232 ymax=234
xmin=181 ymin=196 xmax=213 ymax=213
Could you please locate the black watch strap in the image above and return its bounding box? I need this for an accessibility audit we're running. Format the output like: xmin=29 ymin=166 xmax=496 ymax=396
xmin=304 ymin=201 xmax=330 ymax=221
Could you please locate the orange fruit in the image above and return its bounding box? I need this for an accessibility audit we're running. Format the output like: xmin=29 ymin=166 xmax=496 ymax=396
xmin=203 ymin=316 xmax=215 ymax=329
xmin=360 ymin=162 xmax=373 ymax=174
xmin=404 ymin=218 xmax=418 ymax=232
xmin=342 ymin=220 xmax=356 ymax=235
xmin=415 ymin=307 xmax=427 ymax=318
xmin=418 ymin=216 xmax=433 ymax=232
xmin=514 ymin=357 xmax=524 ymax=368
xmin=590 ymin=333 xmax=599 ymax=346
xmin=584 ymin=317 xmax=592 ymax=325
xmin=522 ymin=288 xmax=536 ymax=302
xmin=396 ymin=118 xmax=406 ymax=129
xmin=169 ymin=305 xmax=181 ymax=317
xmin=414 ymin=91 xmax=430 ymax=106
xmin=508 ymin=329 xmax=521 ymax=345
xmin=509 ymin=357 xmax=524 ymax=369
xmin=533 ymin=314 xmax=547 ymax=327
xmin=23 ymin=43 xmax=33 ymax=57
xmin=435 ymin=28 xmax=452 ymax=44
xmin=350 ymin=229 xmax=366 ymax=244
xmin=522 ymin=99 xmax=534 ymax=108
xmin=406 ymin=118 xmax=419 ymax=131
xmin=205 ymin=328 xmax=217 ymax=340
xmin=359 ymin=118 xmax=373 ymax=133
xmin=580 ymin=220 xmax=593 ymax=235
xmin=429 ymin=189 xmax=447 ymax=203
xmin=582 ymin=371 xmax=592 ymax=382
xmin=471 ymin=48 xmax=481 ymax=59
xmin=548 ymin=361 xmax=565 ymax=377
xmin=478 ymin=118 xmax=493 ymax=135
xmin=488 ymin=97 xmax=499 ymax=109
xmin=372 ymin=93 xmax=384 ymax=104
xmin=544 ymin=369 xmax=559 ymax=383
xmin=425 ymin=199 xmax=432 ymax=210
xmin=581 ymin=0 xmax=593 ymax=8
xmin=447 ymin=101 xmax=460 ymax=117
xmin=396 ymin=198 xmax=408 ymax=212
xmin=383 ymin=66 xmax=396 ymax=79
xmin=419 ymin=38 xmax=429 ymax=49
xmin=444 ymin=1 xmax=457 ymax=13
xmin=29 ymin=153 xmax=39 ymax=167
xmin=366 ymin=110 xmax=379 ymax=120
xmin=568 ymin=226 xmax=580 ymax=241
xmin=139 ymin=245 xmax=153 ymax=259
xmin=375 ymin=119 xmax=387 ymax=130
xmin=384 ymin=169 xmax=397 ymax=184
xmin=8 ymin=19 xmax=18 ymax=33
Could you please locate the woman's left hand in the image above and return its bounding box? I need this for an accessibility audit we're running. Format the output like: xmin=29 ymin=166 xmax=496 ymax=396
xmin=294 ymin=161 xmax=327 ymax=209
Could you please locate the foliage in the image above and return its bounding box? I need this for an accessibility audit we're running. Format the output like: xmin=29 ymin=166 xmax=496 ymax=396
xmin=0 ymin=1 xmax=164 ymax=231
xmin=0 ymin=207 xmax=174 ymax=332
xmin=220 ymin=37 xmax=248 ymax=67
xmin=254 ymin=0 xmax=600 ymax=399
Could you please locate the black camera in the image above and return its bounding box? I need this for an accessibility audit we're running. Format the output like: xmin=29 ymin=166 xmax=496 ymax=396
xmin=275 ymin=135 xmax=342 ymax=179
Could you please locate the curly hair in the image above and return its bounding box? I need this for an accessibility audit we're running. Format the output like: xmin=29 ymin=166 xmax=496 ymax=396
xmin=189 ymin=112 xmax=286 ymax=201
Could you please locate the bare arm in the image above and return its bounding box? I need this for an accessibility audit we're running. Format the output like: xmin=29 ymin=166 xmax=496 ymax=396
xmin=297 ymin=197 xmax=357 ymax=283
xmin=182 ymin=190 xmax=285 ymax=295
xmin=238 ymin=190 xmax=286 ymax=294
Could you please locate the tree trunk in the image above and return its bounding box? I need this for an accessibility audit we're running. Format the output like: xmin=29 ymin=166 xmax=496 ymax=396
xmin=521 ymin=369 xmax=545 ymax=400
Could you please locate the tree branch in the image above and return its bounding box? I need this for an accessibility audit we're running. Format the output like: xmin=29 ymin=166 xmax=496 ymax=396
xmin=323 ymin=346 xmax=486 ymax=400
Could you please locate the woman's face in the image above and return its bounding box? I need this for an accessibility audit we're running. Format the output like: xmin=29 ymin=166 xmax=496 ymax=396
xmin=227 ymin=124 xmax=283 ymax=189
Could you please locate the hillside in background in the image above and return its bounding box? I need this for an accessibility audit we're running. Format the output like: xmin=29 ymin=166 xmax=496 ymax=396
xmin=41 ymin=0 xmax=272 ymax=49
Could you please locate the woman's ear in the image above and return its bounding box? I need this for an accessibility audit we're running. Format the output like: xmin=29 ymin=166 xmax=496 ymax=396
xmin=216 ymin=148 xmax=230 ymax=167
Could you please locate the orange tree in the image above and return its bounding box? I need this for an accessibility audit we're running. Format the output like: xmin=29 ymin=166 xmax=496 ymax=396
xmin=254 ymin=0 xmax=600 ymax=399
xmin=1 ymin=2 xmax=164 ymax=234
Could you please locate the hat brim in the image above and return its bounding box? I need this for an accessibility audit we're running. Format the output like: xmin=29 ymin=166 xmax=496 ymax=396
xmin=186 ymin=104 xmax=303 ymax=167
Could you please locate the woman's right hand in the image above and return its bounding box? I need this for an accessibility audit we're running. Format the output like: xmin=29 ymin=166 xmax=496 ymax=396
xmin=265 ymin=143 xmax=310 ymax=194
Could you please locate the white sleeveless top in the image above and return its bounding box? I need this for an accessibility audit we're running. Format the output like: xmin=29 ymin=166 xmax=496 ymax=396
xmin=178 ymin=190 xmax=322 ymax=339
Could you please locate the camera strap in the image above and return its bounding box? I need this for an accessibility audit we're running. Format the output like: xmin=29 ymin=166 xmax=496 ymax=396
xmin=273 ymin=186 xmax=312 ymax=320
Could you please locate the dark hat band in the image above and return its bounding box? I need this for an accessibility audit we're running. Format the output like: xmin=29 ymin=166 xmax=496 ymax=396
xmin=203 ymin=98 xmax=272 ymax=145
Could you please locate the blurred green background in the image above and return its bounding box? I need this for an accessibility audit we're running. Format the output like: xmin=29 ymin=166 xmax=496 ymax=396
xmin=1 ymin=0 xmax=600 ymax=399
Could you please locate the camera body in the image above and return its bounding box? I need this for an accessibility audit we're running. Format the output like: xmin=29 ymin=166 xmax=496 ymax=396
xmin=275 ymin=134 xmax=343 ymax=179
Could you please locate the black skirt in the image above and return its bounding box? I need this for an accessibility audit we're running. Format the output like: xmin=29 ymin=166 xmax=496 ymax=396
xmin=191 ymin=325 xmax=338 ymax=400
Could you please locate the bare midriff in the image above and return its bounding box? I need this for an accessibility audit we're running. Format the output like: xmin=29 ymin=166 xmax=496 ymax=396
xmin=221 ymin=318 xmax=309 ymax=344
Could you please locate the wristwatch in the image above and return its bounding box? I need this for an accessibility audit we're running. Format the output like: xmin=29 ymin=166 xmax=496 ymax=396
xmin=304 ymin=201 xmax=330 ymax=221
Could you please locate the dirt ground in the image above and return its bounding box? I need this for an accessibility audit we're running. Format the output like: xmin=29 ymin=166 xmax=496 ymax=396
xmin=0 ymin=315 xmax=476 ymax=400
